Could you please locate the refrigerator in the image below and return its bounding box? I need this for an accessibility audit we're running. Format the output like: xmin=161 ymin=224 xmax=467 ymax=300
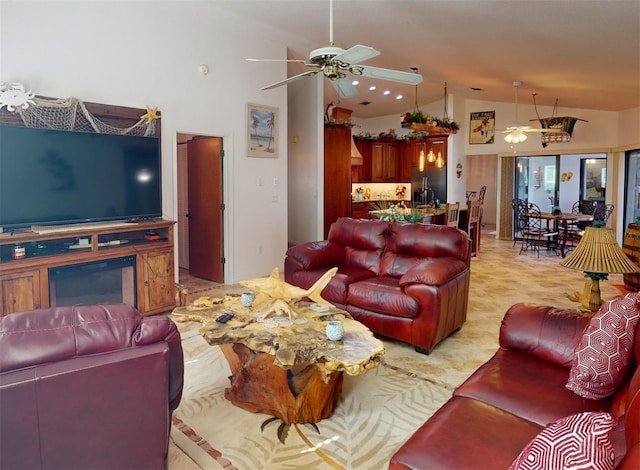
xmin=411 ymin=166 xmax=447 ymax=207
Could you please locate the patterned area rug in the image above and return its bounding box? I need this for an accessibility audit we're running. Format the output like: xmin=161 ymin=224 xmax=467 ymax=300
xmin=170 ymin=236 xmax=626 ymax=469
xmin=171 ymin=326 xmax=453 ymax=470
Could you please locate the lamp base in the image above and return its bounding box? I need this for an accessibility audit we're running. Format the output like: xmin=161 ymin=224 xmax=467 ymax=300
xmin=588 ymin=278 xmax=603 ymax=312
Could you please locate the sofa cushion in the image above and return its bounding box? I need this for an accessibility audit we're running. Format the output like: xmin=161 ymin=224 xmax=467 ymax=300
xmin=508 ymin=411 xmax=615 ymax=470
xmin=386 ymin=222 xmax=469 ymax=261
xmin=327 ymin=217 xmax=388 ymax=274
xmin=287 ymin=266 xmax=375 ymax=306
xmin=389 ymin=396 xmax=542 ymax=470
xmin=347 ymin=276 xmax=419 ymax=319
xmin=567 ymin=293 xmax=640 ymax=400
xmin=454 ymin=349 xmax=611 ymax=427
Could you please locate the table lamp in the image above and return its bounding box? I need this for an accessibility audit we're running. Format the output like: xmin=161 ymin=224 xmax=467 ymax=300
xmin=560 ymin=226 xmax=640 ymax=312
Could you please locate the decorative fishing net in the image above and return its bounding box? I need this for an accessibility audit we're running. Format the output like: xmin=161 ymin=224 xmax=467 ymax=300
xmin=16 ymin=96 xmax=156 ymax=136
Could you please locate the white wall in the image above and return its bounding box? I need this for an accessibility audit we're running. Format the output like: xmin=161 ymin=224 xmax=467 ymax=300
xmin=288 ymin=74 xmax=323 ymax=245
xmin=0 ymin=1 xmax=290 ymax=282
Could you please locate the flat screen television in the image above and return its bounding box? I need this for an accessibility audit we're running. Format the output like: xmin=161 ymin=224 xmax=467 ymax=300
xmin=0 ymin=125 xmax=162 ymax=230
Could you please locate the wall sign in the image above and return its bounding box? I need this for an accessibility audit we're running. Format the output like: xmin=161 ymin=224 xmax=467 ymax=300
xmin=469 ymin=111 xmax=495 ymax=144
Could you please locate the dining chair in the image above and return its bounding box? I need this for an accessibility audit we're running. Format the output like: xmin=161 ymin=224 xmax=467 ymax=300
xmin=519 ymin=202 xmax=558 ymax=257
xmin=444 ymin=202 xmax=460 ymax=228
xmin=593 ymin=203 xmax=614 ymax=226
xmin=512 ymin=198 xmax=527 ymax=247
xmin=478 ymin=185 xmax=487 ymax=228
xmin=465 ymin=190 xmax=477 ymax=206
xmin=463 ymin=199 xmax=482 ymax=256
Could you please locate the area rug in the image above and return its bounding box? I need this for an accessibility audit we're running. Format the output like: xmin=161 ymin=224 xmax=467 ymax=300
xmin=171 ymin=325 xmax=457 ymax=470
xmin=171 ymin=237 xmax=627 ymax=469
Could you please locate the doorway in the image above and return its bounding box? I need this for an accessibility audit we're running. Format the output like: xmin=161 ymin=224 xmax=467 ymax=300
xmin=176 ymin=133 xmax=224 ymax=282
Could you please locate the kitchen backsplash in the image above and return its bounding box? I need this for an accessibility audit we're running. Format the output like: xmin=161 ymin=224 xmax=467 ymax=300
xmin=352 ymin=182 xmax=412 ymax=202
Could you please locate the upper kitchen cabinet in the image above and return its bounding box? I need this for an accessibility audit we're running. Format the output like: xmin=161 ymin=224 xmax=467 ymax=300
xmin=402 ymin=137 xmax=448 ymax=179
xmin=371 ymin=141 xmax=400 ymax=182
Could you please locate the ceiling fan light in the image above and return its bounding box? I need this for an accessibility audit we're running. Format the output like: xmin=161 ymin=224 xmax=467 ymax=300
xmin=504 ymin=131 xmax=527 ymax=144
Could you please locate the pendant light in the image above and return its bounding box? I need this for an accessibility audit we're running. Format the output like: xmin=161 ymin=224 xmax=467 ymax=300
xmin=427 ymin=149 xmax=436 ymax=163
xmin=435 ymin=151 xmax=445 ymax=169
xmin=419 ymin=143 xmax=425 ymax=172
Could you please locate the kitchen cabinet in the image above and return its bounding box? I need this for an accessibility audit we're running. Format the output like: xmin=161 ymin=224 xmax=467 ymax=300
xmin=371 ymin=141 xmax=400 ymax=182
xmin=324 ymin=125 xmax=353 ymax=238
xmin=401 ymin=137 xmax=448 ymax=180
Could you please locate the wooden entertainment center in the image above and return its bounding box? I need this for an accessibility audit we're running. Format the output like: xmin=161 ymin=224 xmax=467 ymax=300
xmin=0 ymin=96 xmax=175 ymax=317
xmin=0 ymin=220 xmax=176 ymax=317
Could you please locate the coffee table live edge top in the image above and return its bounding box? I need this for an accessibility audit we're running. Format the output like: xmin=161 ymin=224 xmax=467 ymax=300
xmin=172 ymin=297 xmax=384 ymax=376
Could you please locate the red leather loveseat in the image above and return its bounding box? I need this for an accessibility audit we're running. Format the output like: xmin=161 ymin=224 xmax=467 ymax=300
xmin=285 ymin=217 xmax=471 ymax=354
xmin=390 ymin=301 xmax=640 ymax=469
xmin=0 ymin=304 xmax=184 ymax=469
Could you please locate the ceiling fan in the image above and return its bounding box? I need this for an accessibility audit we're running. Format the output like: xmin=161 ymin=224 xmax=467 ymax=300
xmin=247 ymin=0 xmax=423 ymax=98
xmin=500 ymin=81 xmax=563 ymax=144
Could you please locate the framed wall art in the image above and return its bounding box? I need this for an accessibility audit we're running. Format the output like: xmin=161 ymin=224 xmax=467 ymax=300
xmin=247 ymin=103 xmax=278 ymax=158
xmin=469 ymin=111 xmax=495 ymax=144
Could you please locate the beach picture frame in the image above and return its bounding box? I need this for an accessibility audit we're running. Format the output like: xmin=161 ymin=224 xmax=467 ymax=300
xmin=247 ymin=103 xmax=278 ymax=158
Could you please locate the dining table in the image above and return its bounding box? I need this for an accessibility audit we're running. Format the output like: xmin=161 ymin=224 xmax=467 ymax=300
xmin=536 ymin=212 xmax=593 ymax=257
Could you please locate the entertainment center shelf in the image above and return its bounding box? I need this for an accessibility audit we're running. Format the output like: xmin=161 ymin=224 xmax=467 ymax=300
xmin=0 ymin=220 xmax=176 ymax=317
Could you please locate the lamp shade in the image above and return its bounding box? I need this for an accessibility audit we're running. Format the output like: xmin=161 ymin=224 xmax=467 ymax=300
xmin=560 ymin=227 xmax=640 ymax=274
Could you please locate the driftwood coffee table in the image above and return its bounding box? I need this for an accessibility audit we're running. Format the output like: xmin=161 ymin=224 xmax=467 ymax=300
xmin=172 ymin=296 xmax=384 ymax=424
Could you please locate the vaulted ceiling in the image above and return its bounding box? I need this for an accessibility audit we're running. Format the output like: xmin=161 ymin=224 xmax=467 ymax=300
xmin=215 ymin=0 xmax=640 ymax=119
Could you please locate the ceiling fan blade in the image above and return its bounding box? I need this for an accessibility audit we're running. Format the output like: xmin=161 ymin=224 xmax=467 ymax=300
xmin=331 ymin=77 xmax=358 ymax=98
xmin=247 ymin=58 xmax=309 ymax=64
xmin=333 ymin=44 xmax=380 ymax=65
xmin=523 ymin=128 xmax=565 ymax=133
xmin=358 ymin=65 xmax=423 ymax=84
xmin=261 ymin=69 xmax=320 ymax=91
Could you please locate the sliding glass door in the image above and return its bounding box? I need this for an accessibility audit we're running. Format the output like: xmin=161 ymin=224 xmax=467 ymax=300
xmin=515 ymin=155 xmax=559 ymax=212
xmin=625 ymin=150 xmax=640 ymax=226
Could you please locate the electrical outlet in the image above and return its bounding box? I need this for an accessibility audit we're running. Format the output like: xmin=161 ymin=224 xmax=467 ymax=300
xmin=272 ymin=193 xmax=278 ymax=203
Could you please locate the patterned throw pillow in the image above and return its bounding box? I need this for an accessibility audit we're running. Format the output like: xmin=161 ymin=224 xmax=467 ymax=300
xmin=509 ymin=411 xmax=615 ymax=470
xmin=566 ymin=293 xmax=640 ymax=400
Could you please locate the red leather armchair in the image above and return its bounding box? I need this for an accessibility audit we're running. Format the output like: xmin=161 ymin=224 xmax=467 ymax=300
xmin=285 ymin=217 xmax=471 ymax=354
xmin=0 ymin=304 xmax=184 ymax=469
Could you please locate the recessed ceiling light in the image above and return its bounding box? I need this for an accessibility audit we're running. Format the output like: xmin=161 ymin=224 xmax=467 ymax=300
xmin=369 ymin=85 xmax=377 ymax=91
xmin=352 ymin=80 xmax=359 ymax=86
xmin=359 ymin=101 xmax=371 ymax=106
xmin=471 ymin=87 xmax=483 ymax=91
xmin=383 ymin=90 xmax=391 ymax=95
xmin=396 ymin=94 xmax=403 ymax=100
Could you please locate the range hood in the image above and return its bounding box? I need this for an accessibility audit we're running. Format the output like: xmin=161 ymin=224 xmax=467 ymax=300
xmin=351 ymin=134 xmax=363 ymax=166
xmin=330 ymin=106 xmax=362 ymax=166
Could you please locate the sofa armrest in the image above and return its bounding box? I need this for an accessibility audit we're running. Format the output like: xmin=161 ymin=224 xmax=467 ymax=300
xmin=135 ymin=316 xmax=184 ymax=412
xmin=499 ymin=303 xmax=590 ymax=368
xmin=285 ymin=240 xmax=344 ymax=272
xmin=399 ymin=258 xmax=468 ymax=287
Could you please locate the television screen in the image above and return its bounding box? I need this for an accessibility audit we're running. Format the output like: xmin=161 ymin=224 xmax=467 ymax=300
xmin=0 ymin=126 xmax=162 ymax=229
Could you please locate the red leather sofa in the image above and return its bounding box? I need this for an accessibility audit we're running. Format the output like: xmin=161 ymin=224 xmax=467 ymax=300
xmin=0 ymin=304 xmax=184 ymax=469
xmin=389 ymin=302 xmax=640 ymax=469
xmin=285 ymin=217 xmax=471 ymax=354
